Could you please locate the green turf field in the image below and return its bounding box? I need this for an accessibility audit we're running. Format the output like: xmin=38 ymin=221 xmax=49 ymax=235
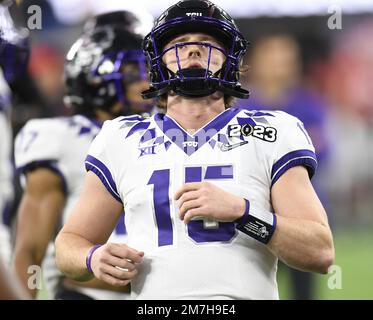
xmin=278 ymin=227 xmax=373 ymax=300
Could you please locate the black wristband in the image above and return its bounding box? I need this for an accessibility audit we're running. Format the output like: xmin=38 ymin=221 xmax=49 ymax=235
xmin=235 ymin=199 xmax=277 ymax=244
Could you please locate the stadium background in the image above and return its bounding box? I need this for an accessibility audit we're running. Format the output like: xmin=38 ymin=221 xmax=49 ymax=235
xmin=5 ymin=0 xmax=373 ymax=299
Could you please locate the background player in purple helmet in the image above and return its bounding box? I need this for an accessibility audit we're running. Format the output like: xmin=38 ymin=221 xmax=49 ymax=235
xmin=0 ymin=0 xmax=30 ymax=300
xmin=13 ymin=10 xmax=152 ymax=299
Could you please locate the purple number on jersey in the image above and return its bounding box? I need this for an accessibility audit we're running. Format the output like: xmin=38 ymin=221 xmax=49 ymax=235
xmin=185 ymin=165 xmax=236 ymax=243
xmin=148 ymin=166 xmax=236 ymax=247
xmin=148 ymin=169 xmax=173 ymax=246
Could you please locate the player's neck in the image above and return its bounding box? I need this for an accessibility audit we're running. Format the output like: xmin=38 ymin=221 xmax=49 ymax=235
xmin=166 ymin=93 xmax=226 ymax=131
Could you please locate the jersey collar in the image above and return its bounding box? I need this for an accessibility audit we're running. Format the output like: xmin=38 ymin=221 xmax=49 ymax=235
xmin=154 ymin=107 xmax=241 ymax=156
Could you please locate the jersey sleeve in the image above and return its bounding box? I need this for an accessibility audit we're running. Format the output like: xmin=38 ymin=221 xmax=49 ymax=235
xmin=270 ymin=113 xmax=318 ymax=187
xmin=85 ymin=120 xmax=122 ymax=203
xmin=14 ymin=119 xmax=64 ymax=179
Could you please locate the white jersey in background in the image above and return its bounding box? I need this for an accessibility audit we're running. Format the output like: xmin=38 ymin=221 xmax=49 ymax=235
xmin=0 ymin=70 xmax=14 ymax=266
xmin=14 ymin=114 xmax=128 ymax=300
xmin=86 ymin=108 xmax=317 ymax=300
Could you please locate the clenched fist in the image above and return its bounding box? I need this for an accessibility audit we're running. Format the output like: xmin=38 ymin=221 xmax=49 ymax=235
xmin=90 ymin=243 xmax=144 ymax=286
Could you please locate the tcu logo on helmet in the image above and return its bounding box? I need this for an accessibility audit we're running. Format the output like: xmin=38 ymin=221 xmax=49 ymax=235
xmin=186 ymin=12 xmax=202 ymax=16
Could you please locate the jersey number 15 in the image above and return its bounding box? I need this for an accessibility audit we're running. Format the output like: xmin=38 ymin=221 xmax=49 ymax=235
xmin=148 ymin=165 xmax=237 ymax=247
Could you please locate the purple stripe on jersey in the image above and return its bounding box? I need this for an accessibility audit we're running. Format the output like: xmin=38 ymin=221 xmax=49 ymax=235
xmin=217 ymin=133 xmax=230 ymax=145
xmin=271 ymin=154 xmax=318 ymax=187
xmin=251 ymin=111 xmax=275 ymax=117
xmin=154 ymin=107 xmax=241 ymax=156
xmin=17 ymin=160 xmax=68 ymax=195
xmin=209 ymin=139 xmax=217 ymax=149
xmin=79 ymin=127 xmax=92 ymax=135
xmin=237 ymin=116 xmax=256 ymax=127
xmin=164 ymin=141 xmax=172 ymax=150
xmin=115 ymin=212 xmax=127 ymax=235
xmin=0 ymin=101 xmax=7 ymax=112
xmin=153 ymin=136 xmax=164 ymax=145
xmin=85 ymin=155 xmax=122 ymax=203
xmin=125 ymin=121 xmax=151 ymax=139
xmin=1 ymin=200 xmax=13 ymax=227
xmin=119 ymin=115 xmax=145 ymax=122
xmin=205 ymin=165 xmax=233 ymax=180
xmin=140 ymin=128 xmax=156 ymax=143
xmin=271 ymin=149 xmax=317 ymax=180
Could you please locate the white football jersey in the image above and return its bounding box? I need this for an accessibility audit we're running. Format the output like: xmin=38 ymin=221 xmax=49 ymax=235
xmin=14 ymin=114 xmax=129 ymax=299
xmin=0 ymin=70 xmax=14 ymax=265
xmin=86 ymin=108 xmax=317 ymax=300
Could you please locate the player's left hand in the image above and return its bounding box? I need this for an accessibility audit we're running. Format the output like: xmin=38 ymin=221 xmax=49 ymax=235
xmin=174 ymin=181 xmax=246 ymax=224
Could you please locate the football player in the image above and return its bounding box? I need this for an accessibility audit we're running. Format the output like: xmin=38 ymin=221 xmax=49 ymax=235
xmin=13 ymin=11 xmax=152 ymax=299
xmin=0 ymin=0 xmax=29 ymax=267
xmin=0 ymin=0 xmax=30 ymax=300
xmin=55 ymin=0 xmax=334 ymax=299
xmin=0 ymin=261 xmax=29 ymax=299
xmin=0 ymin=54 xmax=14 ymax=267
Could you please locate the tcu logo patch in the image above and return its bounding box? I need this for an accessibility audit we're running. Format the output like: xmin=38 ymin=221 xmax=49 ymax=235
xmin=183 ymin=141 xmax=198 ymax=148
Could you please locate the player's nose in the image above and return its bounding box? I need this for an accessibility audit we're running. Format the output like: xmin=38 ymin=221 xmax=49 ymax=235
xmin=187 ymin=44 xmax=202 ymax=58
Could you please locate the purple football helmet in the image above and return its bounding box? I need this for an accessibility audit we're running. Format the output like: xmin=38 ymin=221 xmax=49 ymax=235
xmin=142 ymin=0 xmax=250 ymax=100
xmin=64 ymin=11 xmax=151 ymax=117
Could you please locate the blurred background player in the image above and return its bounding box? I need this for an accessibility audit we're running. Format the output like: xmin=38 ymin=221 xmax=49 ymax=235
xmin=13 ymin=10 xmax=153 ymax=299
xmin=0 ymin=0 xmax=29 ymax=267
xmin=0 ymin=43 xmax=15 ymax=268
xmin=0 ymin=261 xmax=29 ymax=299
xmin=1 ymin=0 xmax=48 ymax=260
xmin=236 ymin=34 xmax=331 ymax=300
xmin=0 ymin=0 xmax=30 ymax=299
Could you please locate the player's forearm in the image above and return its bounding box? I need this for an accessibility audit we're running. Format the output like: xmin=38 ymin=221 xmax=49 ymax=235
xmin=13 ymin=198 xmax=56 ymax=298
xmin=268 ymin=215 xmax=334 ymax=274
xmin=0 ymin=263 xmax=30 ymax=300
xmin=55 ymin=231 xmax=95 ymax=281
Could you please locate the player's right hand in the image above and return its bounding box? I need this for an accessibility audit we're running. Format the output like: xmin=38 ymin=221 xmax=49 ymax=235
xmin=90 ymin=243 xmax=144 ymax=286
